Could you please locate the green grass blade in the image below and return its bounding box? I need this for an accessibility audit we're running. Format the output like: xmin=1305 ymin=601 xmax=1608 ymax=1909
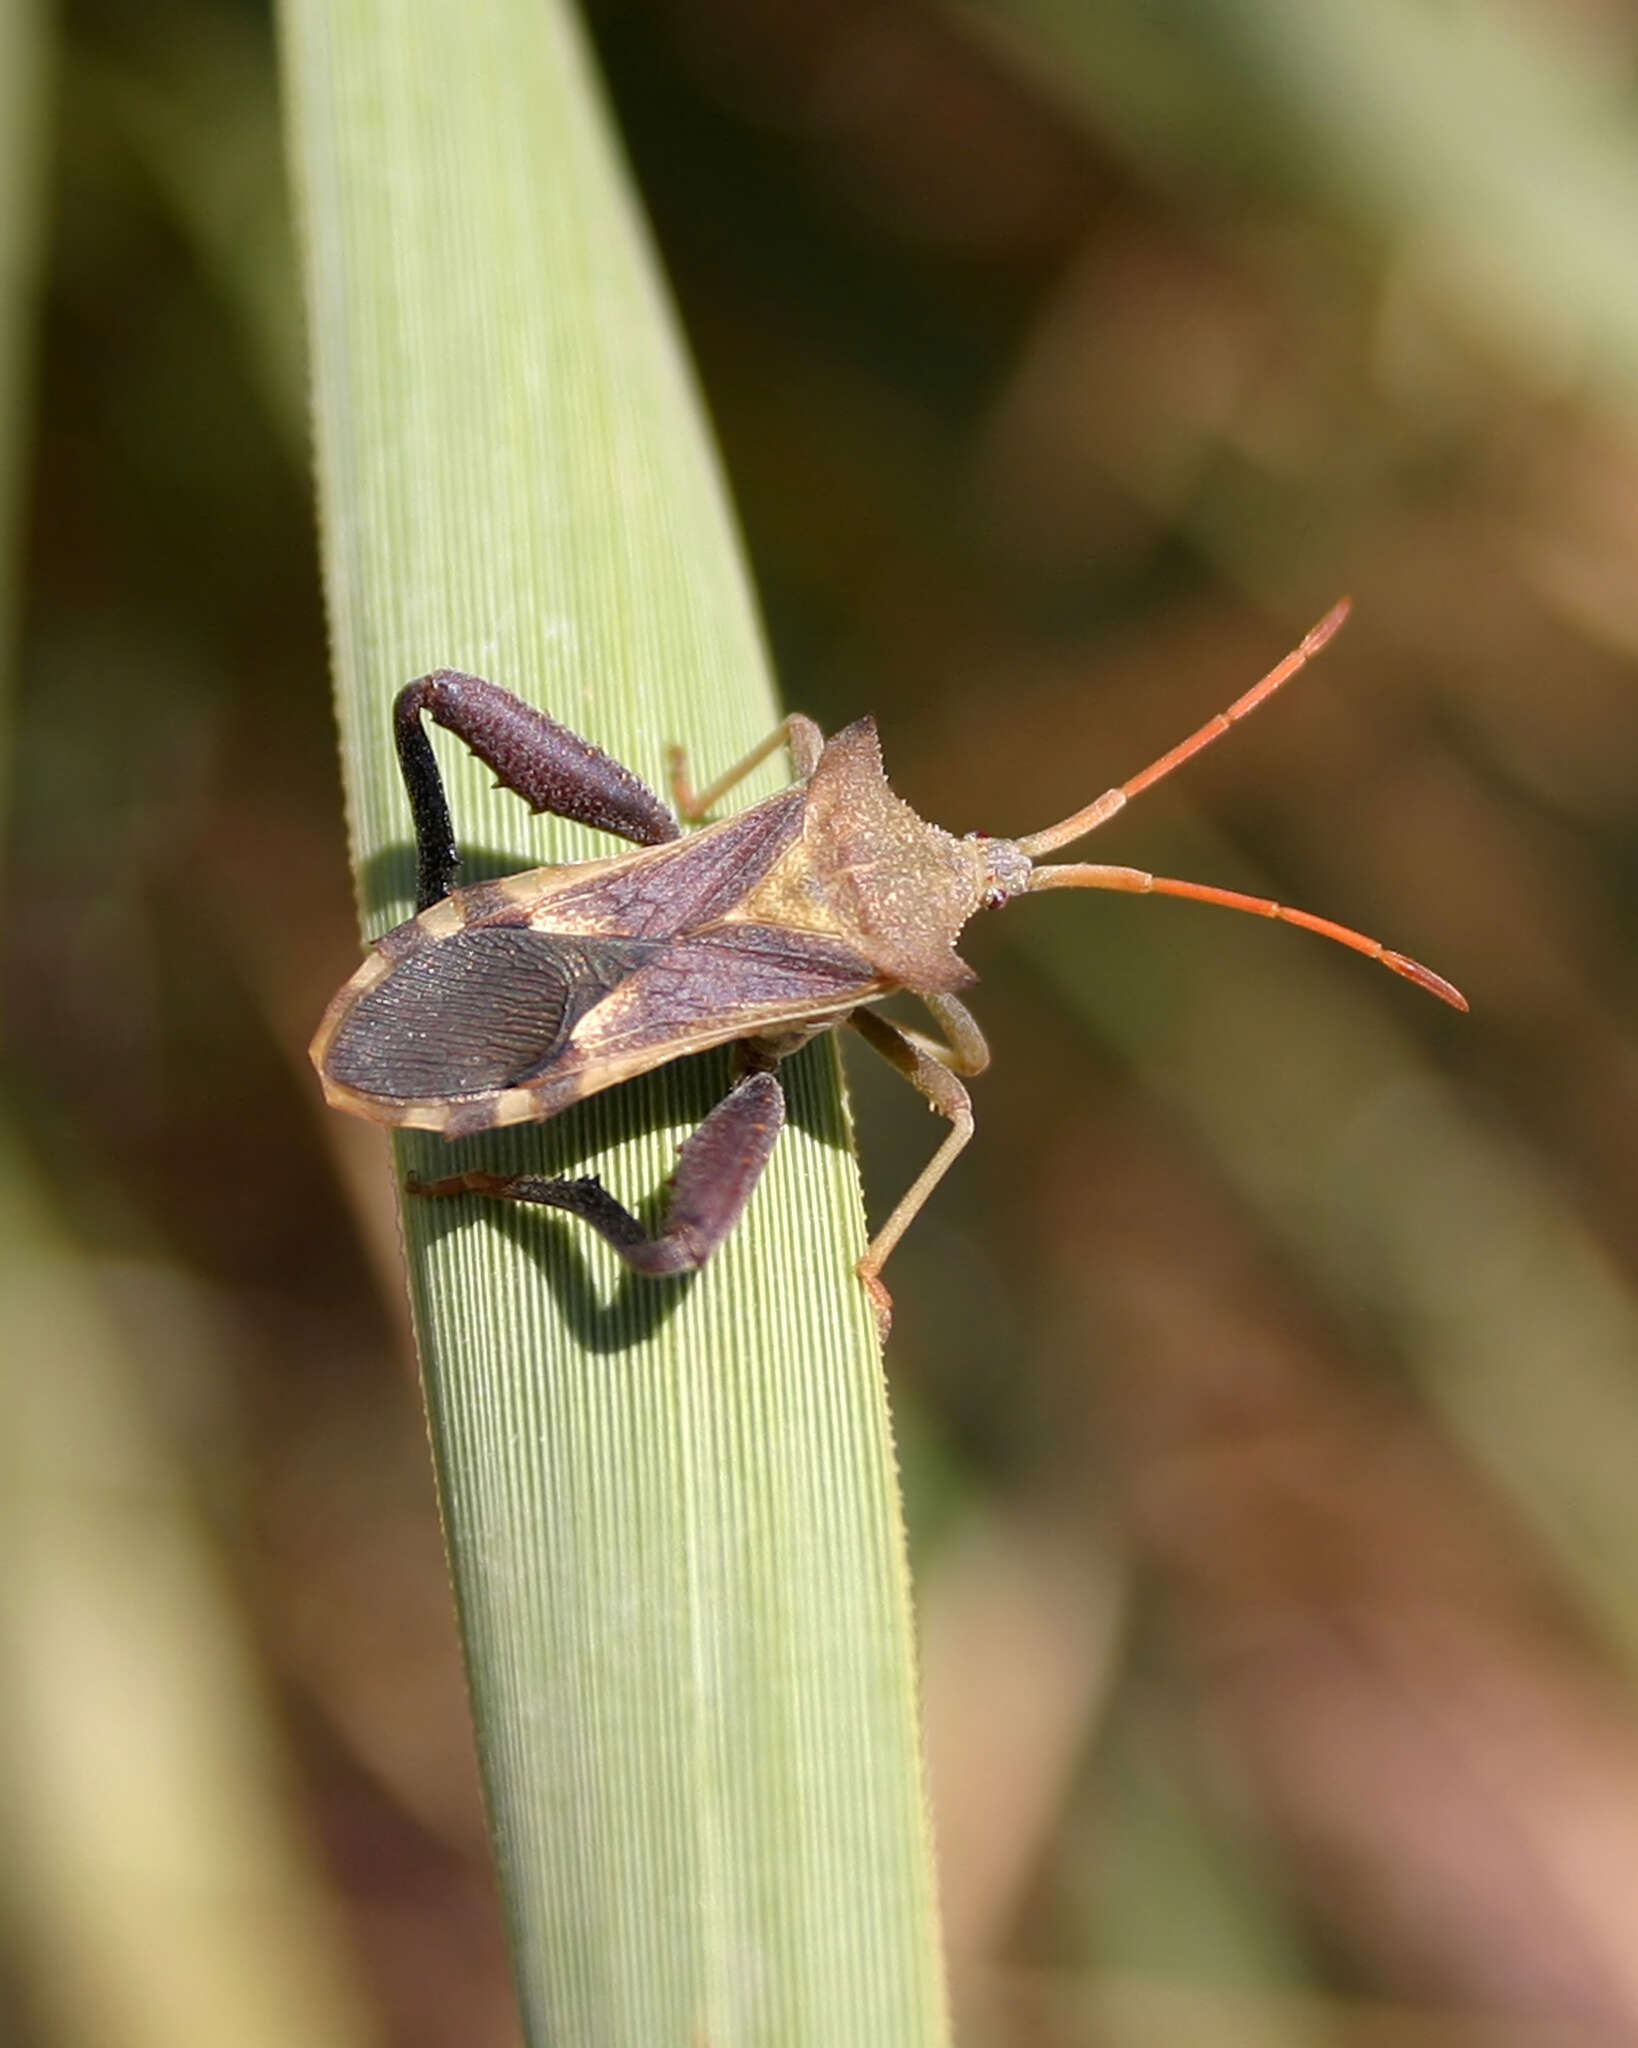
xmin=276 ymin=3 xmax=949 ymax=2041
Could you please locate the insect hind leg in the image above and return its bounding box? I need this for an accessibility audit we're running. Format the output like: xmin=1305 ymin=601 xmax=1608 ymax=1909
xmin=395 ymin=670 xmax=680 ymax=910
xmin=409 ymin=1069 xmax=785 ymax=1275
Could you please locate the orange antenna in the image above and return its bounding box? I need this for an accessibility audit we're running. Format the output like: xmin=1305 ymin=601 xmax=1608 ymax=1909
xmin=1016 ymin=598 xmax=1353 ymax=858
xmin=1013 ymin=600 xmax=1468 ymax=1011
xmin=1025 ymin=861 xmax=1467 ymax=1009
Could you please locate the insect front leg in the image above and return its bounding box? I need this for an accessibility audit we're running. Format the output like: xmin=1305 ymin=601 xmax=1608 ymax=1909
xmin=667 ymin=713 xmax=824 ymax=823
xmin=394 ymin=670 xmax=680 ymax=910
xmin=873 ymin=991 xmax=991 ymax=1080
xmin=848 ymin=1000 xmax=988 ymax=1339
xmin=409 ymin=1069 xmax=786 ymax=1276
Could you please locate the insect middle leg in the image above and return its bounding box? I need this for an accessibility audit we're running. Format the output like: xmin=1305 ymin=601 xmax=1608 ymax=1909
xmin=849 ymin=994 xmax=990 ymax=1337
xmin=667 ymin=714 xmax=824 ymax=823
xmin=409 ymin=1068 xmax=786 ymax=1276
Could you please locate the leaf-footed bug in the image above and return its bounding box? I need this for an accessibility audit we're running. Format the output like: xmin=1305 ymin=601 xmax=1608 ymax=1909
xmin=311 ymin=600 xmax=1465 ymax=1334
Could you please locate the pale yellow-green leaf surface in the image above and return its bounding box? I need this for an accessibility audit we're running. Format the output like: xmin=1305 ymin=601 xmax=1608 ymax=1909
xmin=277 ymin=2 xmax=949 ymax=2041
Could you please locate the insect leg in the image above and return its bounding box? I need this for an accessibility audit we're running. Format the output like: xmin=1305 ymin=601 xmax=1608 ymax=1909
xmin=848 ymin=1006 xmax=978 ymax=1338
xmin=667 ymin=714 xmax=824 ymax=823
xmin=879 ymin=992 xmax=991 ymax=1078
xmin=409 ymin=1069 xmax=785 ymax=1275
xmin=395 ymin=670 xmax=680 ymax=910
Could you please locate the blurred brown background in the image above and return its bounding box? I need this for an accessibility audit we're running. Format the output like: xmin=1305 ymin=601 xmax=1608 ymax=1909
xmin=10 ymin=0 xmax=1638 ymax=2042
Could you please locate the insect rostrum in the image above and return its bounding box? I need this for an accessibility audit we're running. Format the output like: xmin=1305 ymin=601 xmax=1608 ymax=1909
xmin=311 ymin=603 xmax=1465 ymax=1334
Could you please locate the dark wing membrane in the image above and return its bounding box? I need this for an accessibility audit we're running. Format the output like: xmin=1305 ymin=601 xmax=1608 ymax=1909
xmin=322 ymin=926 xmax=659 ymax=1102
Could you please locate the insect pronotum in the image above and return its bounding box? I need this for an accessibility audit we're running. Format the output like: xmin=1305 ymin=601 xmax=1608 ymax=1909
xmin=311 ymin=600 xmax=1464 ymax=1333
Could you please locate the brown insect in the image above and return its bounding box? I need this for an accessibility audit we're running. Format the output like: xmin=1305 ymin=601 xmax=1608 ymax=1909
xmin=311 ymin=601 xmax=1464 ymax=1332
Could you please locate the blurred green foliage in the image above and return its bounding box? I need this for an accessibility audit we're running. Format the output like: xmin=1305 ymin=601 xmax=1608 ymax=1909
xmin=12 ymin=0 xmax=1638 ymax=2041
